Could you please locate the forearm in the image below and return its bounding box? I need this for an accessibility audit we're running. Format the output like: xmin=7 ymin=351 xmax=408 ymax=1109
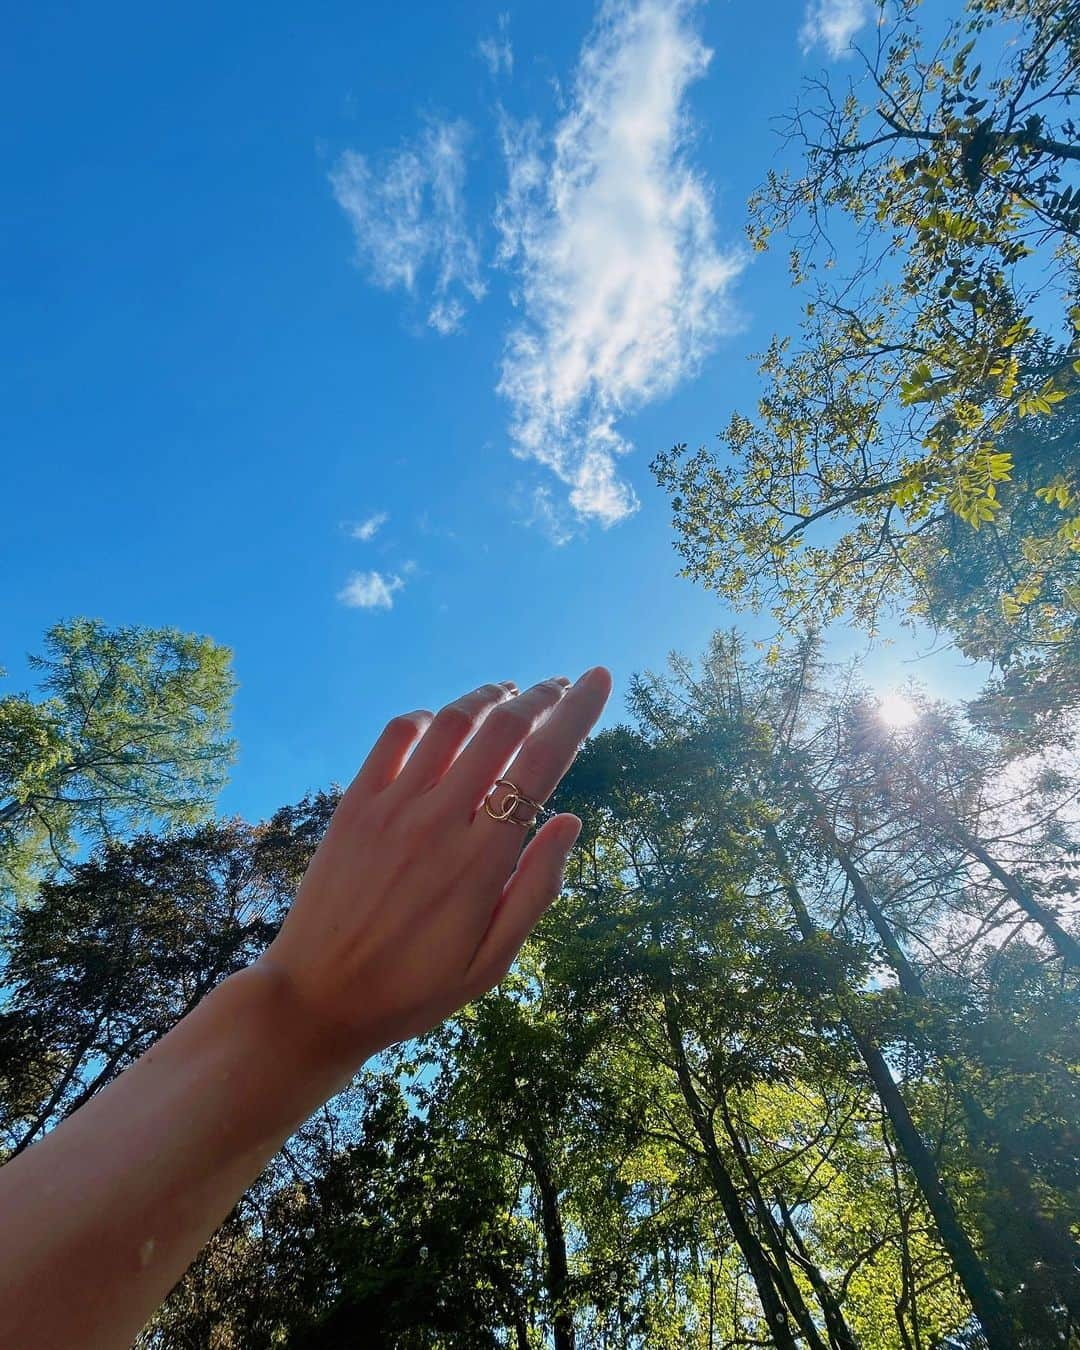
xmin=0 ymin=963 xmax=363 ymax=1350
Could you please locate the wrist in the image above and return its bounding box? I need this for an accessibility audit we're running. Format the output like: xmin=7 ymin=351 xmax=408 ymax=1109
xmin=226 ymin=959 xmax=376 ymax=1100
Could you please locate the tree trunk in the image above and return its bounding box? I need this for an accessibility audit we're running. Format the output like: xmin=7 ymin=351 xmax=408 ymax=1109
xmin=799 ymin=814 xmax=923 ymax=999
xmin=524 ymin=1128 xmax=575 ymax=1350
xmin=775 ymin=1194 xmax=861 ymax=1350
xmin=950 ymin=824 xmax=1080 ymax=967
xmin=661 ymin=992 xmax=801 ymax=1350
xmin=851 ymin=1029 xmax=1017 ymax=1350
xmin=776 ymin=813 xmax=1080 ymax=1318
xmin=719 ymin=1103 xmax=836 ymax=1350
xmin=762 ymin=824 xmax=1018 ymax=1350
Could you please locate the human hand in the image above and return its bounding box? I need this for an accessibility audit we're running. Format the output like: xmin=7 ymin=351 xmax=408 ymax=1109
xmin=0 ymin=669 xmax=611 ymax=1350
xmin=255 ymin=667 xmax=612 ymax=1070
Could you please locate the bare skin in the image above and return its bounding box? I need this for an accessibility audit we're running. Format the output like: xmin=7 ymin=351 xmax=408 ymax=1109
xmin=0 ymin=666 xmax=612 ymax=1349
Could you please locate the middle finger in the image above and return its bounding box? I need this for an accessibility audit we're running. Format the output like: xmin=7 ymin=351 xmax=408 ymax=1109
xmin=437 ymin=676 xmax=570 ymax=817
xmin=395 ymin=681 xmax=517 ymax=794
xmin=472 ymin=664 xmax=612 ymax=849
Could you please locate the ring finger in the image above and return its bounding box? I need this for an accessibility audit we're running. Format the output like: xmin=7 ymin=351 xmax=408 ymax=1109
xmin=471 ymin=665 xmax=612 ymax=868
xmin=438 ymin=676 xmax=570 ymax=818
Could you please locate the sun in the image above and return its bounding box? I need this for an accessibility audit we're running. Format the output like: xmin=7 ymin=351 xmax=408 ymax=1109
xmin=877 ymin=691 xmax=919 ymax=728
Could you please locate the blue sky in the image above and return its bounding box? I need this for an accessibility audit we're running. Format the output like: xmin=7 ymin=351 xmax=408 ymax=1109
xmin=2 ymin=0 xmax=973 ymax=823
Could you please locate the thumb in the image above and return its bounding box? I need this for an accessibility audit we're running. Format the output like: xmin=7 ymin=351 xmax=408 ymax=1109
xmin=465 ymin=813 xmax=582 ymax=992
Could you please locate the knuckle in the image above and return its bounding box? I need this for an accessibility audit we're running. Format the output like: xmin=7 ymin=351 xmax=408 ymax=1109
xmin=386 ymin=711 xmax=426 ymax=737
xmin=435 ymin=704 xmax=476 ymax=739
xmin=491 ymin=706 xmax=532 ymax=740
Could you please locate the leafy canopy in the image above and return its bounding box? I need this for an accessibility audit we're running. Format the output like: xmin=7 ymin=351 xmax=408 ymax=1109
xmin=0 ymin=619 xmax=236 ymax=894
xmin=655 ymin=0 xmax=1080 ymax=682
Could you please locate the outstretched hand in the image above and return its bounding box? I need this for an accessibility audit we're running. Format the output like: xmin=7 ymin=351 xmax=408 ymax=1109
xmin=0 ymin=665 xmax=611 ymax=1350
xmin=256 ymin=666 xmax=612 ymax=1069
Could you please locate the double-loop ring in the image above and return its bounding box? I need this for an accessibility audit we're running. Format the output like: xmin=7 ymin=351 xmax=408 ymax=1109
xmin=483 ymin=779 xmax=543 ymax=829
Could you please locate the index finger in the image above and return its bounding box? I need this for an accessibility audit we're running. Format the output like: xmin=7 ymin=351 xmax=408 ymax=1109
xmin=475 ymin=665 xmax=612 ymax=834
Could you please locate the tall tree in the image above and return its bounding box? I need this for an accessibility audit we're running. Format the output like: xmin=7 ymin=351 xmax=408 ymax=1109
xmin=0 ymin=619 xmax=236 ymax=896
xmin=555 ymin=725 xmax=968 ymax=1347
xmin=626 ymin=633 xmax=1078 ymax=1343
xmin=139 ymin=1068 xmax=535 ymax=1350
xmin=0 ymin=793 xmax=335 ymax=1159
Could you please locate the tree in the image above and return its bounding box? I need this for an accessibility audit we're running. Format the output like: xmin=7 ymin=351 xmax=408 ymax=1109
xmin=4 ymin=635 xmax=1074 ymax=1344
xmin=654 ymin=0 xmax=1080 ymax=720
xmin=554 ymin=723 xmax=973 ymax=1347
xmin=424 ymin=956 xmax=670 ymax=1350
xmin=623 ymin=632 xmax=1079 ymax=1343
xmin=0 ymin=793 xmax=335 ymax=1159
xmin=276 ymin=1075 xmax=536 ymax=1350
xmin=0 ymin=619 xmax=236 ymax=896
xmin=144 ymin=1053 xmax=546 ymax=1349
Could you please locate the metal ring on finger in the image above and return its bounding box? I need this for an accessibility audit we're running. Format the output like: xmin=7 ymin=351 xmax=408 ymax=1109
xmin=483 ymin=779 xmax=543 ymax=829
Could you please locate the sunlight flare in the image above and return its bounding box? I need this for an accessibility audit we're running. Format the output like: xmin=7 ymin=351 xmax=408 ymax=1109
xmin=877 ymin=691 xmax=919 ymax=728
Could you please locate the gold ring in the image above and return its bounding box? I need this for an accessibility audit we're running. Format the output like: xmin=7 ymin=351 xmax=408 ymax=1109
xmin=484 ymin=779 xmax=542 ymax=828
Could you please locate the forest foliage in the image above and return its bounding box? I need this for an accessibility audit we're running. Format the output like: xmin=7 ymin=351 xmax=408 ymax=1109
xmin=654 ymin=0 xmax=1080 ymax=731
xmin=2 ymin=1 xmax=1078 ymax=1346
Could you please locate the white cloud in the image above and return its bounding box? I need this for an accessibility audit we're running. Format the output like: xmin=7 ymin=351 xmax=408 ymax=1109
xmin=479 ymin=13 xmax=513 ymax=79
xmin=331 ymin=120 xmax=485 ymax=335
xmin=521 ymin=485 xmax=576 ymax=546
xmin=427 ymin=298 xmax=466 ymax=335
xmin=800 ymin=0 xmax=869 ymax=58
xmin=337 ymin=570 xmax=406 ymax=610
xmin=495 ymin=0 xmax=742 ymax=530
xmin=350 ymin=511 xmax=388 ymax=542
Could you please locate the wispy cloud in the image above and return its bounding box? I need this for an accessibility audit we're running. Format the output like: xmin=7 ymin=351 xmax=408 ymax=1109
xmin=350 ymin=511 xmax=388 ymax=542
xmin=800 ymin=0 xmax=869 ymax=58
xmin=479 ymin=13 xmax=513 ymax=79
xmin=495 ymin=0 xmax=742 ymax=531
xmin=427 ymin=298 xmax=466 ymax=336
xmin=331 ymin=120 xmax=485 ymax=335
xmin=337 ymin=570 xmax=406 ymax=610
xmin=520 ymin=485 xmax=576 ymax=546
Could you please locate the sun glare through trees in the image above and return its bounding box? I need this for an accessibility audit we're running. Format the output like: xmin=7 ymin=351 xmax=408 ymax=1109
xmin=2 ymin=0 xmax=1078 ymax=1346
xmin=877 ymin=691 xmax=920 ymax=728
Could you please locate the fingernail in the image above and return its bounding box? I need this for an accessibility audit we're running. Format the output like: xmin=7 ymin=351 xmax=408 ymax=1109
xmin=554 ymin=675 xmax=571 ymax=687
